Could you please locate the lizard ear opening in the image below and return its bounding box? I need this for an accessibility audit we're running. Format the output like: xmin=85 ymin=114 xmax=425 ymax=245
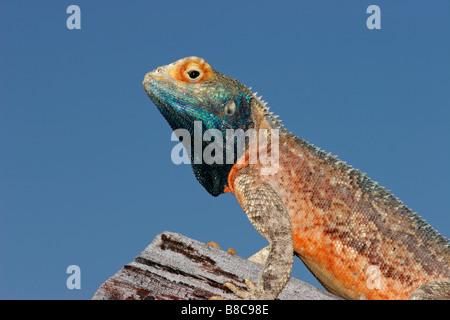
xmin=224 ymin=100 xmax=236 ymax=116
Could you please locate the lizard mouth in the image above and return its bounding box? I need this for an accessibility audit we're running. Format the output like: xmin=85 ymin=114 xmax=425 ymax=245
xmin=142 ymin=73 xmax=160 ymax=103
xmin=143 ymin=67 xmax=163 ymax=85
xmin=142 ymin=71 xmax=176 ymax=109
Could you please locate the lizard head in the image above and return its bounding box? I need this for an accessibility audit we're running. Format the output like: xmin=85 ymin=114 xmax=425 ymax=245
xmin=143 ymin=56 xmax=255 ymax=196
xmin=142 ymin=56 xmax=254 ymax=134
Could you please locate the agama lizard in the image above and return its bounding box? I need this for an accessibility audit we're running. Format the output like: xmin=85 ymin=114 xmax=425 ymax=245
xmin=142 ymin=56 xmax=450 ymax=300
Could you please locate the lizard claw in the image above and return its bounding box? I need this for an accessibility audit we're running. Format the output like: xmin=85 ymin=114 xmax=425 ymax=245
xmin=205 ymin=241 xmax=237 ymax=255
xmin=208 ymin=295 xmax=230 ymax=300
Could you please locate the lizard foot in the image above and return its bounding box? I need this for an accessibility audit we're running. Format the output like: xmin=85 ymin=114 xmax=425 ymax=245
xmin=206 ymin=242 xmax=241 ymax=300
xmin=208 ymin=279 xmax=256 ymax=300
xmin=223 ymin=279 xmax=258 ymax=300
xmin=205 ymin=241 xmax=237 ymax=255
xmin=208 ymin=279 xmax=258 ymax=300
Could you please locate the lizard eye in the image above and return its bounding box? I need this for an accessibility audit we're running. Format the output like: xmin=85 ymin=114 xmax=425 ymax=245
xmin=185 ymin=68 xmax=203 ymax=82
xmin=176 ymin=59 xmax=211 ymax=83
xmin=224 ymin=100 xmax=236 ymax=116
xmin=188 ymin=70 xmax=200 ymax=79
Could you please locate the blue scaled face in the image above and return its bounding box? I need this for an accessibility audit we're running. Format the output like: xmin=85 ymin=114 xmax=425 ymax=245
xmin=142 ymin=56 xmax=254 ymax=135
xmin=143 ymin=56 xmax=255 ymax=197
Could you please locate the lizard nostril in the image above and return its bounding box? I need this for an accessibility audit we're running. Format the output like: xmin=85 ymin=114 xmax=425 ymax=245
xmin=150 ymin=67 xmax=163 ymax=75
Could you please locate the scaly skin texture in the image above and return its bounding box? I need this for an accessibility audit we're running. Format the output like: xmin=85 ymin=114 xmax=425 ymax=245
xmin=143 ymin=57 xmax=450 ymax=300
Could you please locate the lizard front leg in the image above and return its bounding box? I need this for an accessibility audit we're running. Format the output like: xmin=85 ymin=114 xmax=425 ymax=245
xmin=225 ymin=172 xmax=294 ymax=300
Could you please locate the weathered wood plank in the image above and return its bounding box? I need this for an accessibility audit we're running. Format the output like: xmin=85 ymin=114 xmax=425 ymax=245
xmin=92 ymin=231 xmax=340 ymax=300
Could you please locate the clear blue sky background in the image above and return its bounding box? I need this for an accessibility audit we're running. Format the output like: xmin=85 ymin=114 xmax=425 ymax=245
xmin=0 ymin=1 xmax=449 ymax=299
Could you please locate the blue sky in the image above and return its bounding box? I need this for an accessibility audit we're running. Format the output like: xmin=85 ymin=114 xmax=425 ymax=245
xmin=0 ymin=1 xmax=449 ymax=299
